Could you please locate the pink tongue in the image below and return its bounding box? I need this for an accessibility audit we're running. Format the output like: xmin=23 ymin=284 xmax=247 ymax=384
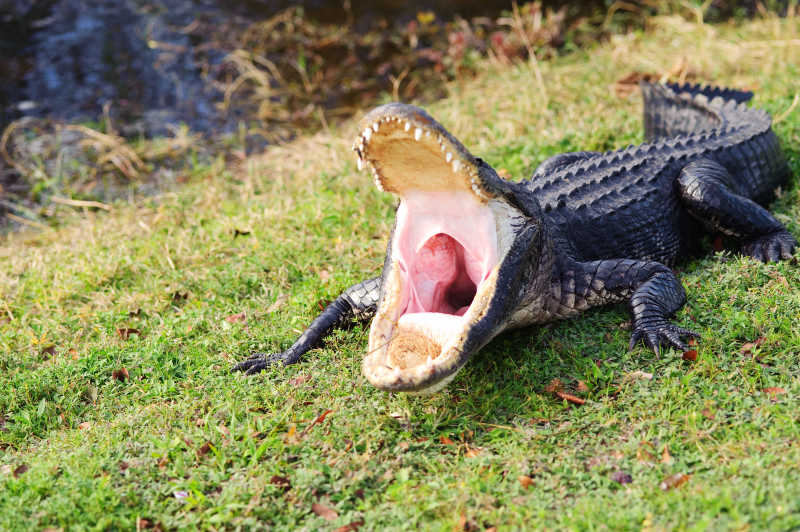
xmin=410 ymin=234 xmax=457 ymax=312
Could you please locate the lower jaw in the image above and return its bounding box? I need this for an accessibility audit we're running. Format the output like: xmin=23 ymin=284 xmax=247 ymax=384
xmin=364 ymin=311 xmax=466 ymax=392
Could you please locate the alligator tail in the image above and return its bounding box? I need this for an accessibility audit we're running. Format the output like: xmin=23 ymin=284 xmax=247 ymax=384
xmin=640 ymin=82 xmax=754 ymax=142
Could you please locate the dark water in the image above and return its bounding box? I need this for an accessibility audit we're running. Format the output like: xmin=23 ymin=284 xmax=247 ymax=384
xmin=0 ymin=0 xmax=535 ymax=137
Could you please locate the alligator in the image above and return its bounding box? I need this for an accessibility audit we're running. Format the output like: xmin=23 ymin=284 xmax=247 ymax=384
xmin=234 ymin=82 xmax=796 ymax=393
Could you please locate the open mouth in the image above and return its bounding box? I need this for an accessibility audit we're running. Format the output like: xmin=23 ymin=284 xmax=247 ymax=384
xmin=354 ymin=104 xmax=520 ymax=392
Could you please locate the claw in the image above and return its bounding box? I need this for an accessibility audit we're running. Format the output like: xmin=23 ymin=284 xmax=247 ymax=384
xmin=232 ymin=351 xmax=289 ymax=375
xmin=629 ymin=318 xmax=700 ymax=357
xmin=743 ymin=231 xmax=797 ymax=263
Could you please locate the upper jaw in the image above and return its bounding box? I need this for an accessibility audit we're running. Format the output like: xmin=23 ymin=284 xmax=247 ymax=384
xmin=353 ymin=103 xmax=527 ymax=393
xmin=352 ymin=103 xmax=499 ymax=201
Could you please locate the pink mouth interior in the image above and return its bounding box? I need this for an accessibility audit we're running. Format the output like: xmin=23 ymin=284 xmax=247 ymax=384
xmin=394 ymin=190 xmax=498 ymax=322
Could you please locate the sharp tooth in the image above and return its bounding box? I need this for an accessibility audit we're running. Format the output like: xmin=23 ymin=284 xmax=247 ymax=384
xmin=414 ymin=128 xmax=422 ymax=141
xmin=445 ymin=152 xmax=453 ymax=163
xmin=404 ymin=122 xmax=411 ymax=132
xmin=363 ymin=128 xmax=372 ymax=141
xmin=357 ymin=158 xmax=363 ymax=170
xmin=372 ymin=122 xmax=379 ymax=132
xmin=452 ymin=160 xmax=461 ymax=172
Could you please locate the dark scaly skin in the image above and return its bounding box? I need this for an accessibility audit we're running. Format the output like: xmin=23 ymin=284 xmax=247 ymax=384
xmin=234 ymin=82 xmax=796 ymax=378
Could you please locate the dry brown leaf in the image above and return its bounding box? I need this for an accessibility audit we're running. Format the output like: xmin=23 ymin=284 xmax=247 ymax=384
xmin=289 ymin=374 xmax=311 ymax=386
xmin=518 ymin=475 xmax=534 ymax=489
xmin=661 ymin=445 xmax=673 ymax=464
xmin=333 ymin=520 xmax=365 ymax=532
xmin=116 ymin=327 xmax=141 ymax=340
xmin=118 ymin=461 xmax=129 ymax=471
xmin=682 ymin=349 xmax=698 ymax=361
xmin=701 ymin=407 xmax=715 ymax=420
xmin=610 ymin=470 xmax=632 ymax=484
xmin=225 ymin=312 xmax=246 ymax=323
xmin=13 ymin=464 xmax=28 ymax=478
xmin=439 ymin=436 xmax=456 ymax=445
xmin=544 ymin=378 xmax=562 ymax=393
xmin=576 ymin=380 xmax=589 ymax=393
xmin=157 ymin=456 xmax=168 ymax=470
xmin=270 ymin=474 xmax=291 ymax=492
xmin=464 ymin=445 xmax=480 ymax=458
xmin=196 ymin=442 xmax=212 ymax=458
xmin=659 ymin=472 xmax=691 ymax=491
xmin=78 ymin=421 xmax=91 ymax=430
xmin=40 ymin=345 xmax=56 ymax=358
xmin=555 ymin=391 xmax=586 ymax=405
xmin=299 ymin=409 xmax=334 ymax=437
xmin=312 ymin=502 xmax=338 ymax=521
xmin=637 ymin=441 xmax=655 ymax=464
xmin=217 ymin=424 xmax=231 ymax=438
xmin=112 ymin=367 xmax=129 ymax=381
xmin=763 ymin=387 xmax=786 ymax=396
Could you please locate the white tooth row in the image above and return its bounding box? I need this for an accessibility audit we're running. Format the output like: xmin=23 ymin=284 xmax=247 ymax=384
xmin=352 ymin=114 xmax=488 ymax=199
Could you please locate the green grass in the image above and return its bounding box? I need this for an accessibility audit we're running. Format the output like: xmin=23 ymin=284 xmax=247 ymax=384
xmin=2 ymin=14 xmax=800 ymax=531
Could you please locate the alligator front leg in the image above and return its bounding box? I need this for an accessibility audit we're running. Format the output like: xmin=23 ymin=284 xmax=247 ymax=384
xmin=556 ymin=259 xmax=699 ymax=355
xmin=233 ymin=277 xmax=381 ymax=375
xmin=677 ymin=158 xmax=797 ymax=262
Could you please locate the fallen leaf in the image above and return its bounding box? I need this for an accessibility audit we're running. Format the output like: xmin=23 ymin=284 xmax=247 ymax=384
xmin=217 ymin=424 xmax=230 ymax=438
xmin=659 ymin=472 xmax=691 ymax=490
xmin=118 ymin=461 xmax=129 ymax=471
xmin=196 ymin=442 xmax=212 ymax=457
xmin=740 ymin=337 xmax=767 ymax=355
xmin=661 ymin=445 xmax=673 ymax=464
xmin=439 ymin=436 xmax=456 ymax=445
xmin=116 ymin=328 xmax=141 ymax=340
xmin=544 ymin=378 xmax=562 ymax=393
xmin=112 ymin=367 xmax=129 ymax=381
xmin=69 ymin=348 xmax=79 ymax=360
xmin=13 ymin=464 xmax=28 ymax=478
xmin=701 ymin=407 xmax=715 ymax=420
xmin=157 ymin=456 xmax=168 ymax=469
xmin=457 ymin=514 xmax=480 ymax=531
xmin=333 ymin=520 xmax=365 ymax=532
xmin=289 ymin=374 xmax=311 ymax=386
xmin=518 ymin=475 xmax=534 ymax=489
xmin=613 ymin=71 xmax=660 ymax=97
xmin=312 ymin=502 xmax=338 ymax=521
xmin=78 ymin=421 xmax=91 ymax=430
xmin=299 ymin=409 xmax=333 ymax=437
xmin=611 ymin=470 xmax=632 ymax=484
xmin=318 ymin=269 xmax=331 ymax=281
xmin=576 ymin=380 xmax=589 ymax=393
xmin=464 ymin=445 xmax=480 ymax=458
xmin=270 ymin=475 xmax=291 ymax=492
xmin=225 ymin=312 xmax=246 ymax=324
xmin=40 ymin=345 xmax=56 ymax=358
xmin=763 ymin=387 xmax=786 ymax=396
xmin=682 ymin=349 xmax=698 ymax=361
xmin=637 ymin=441 xmax=655 ymax=464
xmin=555 ymin=391 xmax=585 ymax=405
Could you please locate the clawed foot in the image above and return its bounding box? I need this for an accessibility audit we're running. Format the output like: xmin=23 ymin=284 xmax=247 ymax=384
xmin=629 ymin=318 xmax=700 ymax=356
xmin=232 ymin=351 xmax=291 ymax=375
xmin=742 ymin=230 xmax=797 ymax=263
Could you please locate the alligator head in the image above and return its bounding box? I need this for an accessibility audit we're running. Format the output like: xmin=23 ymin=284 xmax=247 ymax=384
xmin=353 ymin=103 xmax=551 ymax=393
